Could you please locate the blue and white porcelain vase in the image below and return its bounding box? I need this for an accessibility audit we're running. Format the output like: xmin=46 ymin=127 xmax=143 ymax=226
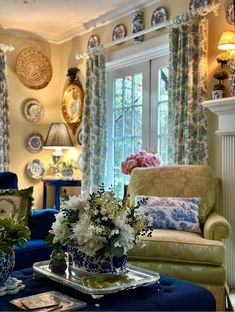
xmin=68 ymin=243 xmax=127 ymax=278
xmin=0 ymin=250 xmax=15 ymax=285
xmin=62 ymin=168 xmax=73 ymax=178
xmin=132 ymin=11 xmax=144 ymax=43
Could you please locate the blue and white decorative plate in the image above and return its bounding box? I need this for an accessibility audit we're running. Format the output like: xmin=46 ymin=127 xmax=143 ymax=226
xmin=26 ymin=159 xmax=45 ymax=179
xmin=112 ymin=24 xmax=126 ymax=42
xmin=189 ymin=0 xmax=208 ymax=10
xmin=26 ymin=132 xmax=44 ymax=153
xmin=23 ymin=98 xmax=44 ymax=123
xmin=77 ymin=128 xmax=82 ymax=145
xmin=225 ymin=1 xmax=235 ymax=25
xmin=151 ymin=7 xmax=167 ymax=30
xmin=87 ymin=35 xmax=100 ymax=50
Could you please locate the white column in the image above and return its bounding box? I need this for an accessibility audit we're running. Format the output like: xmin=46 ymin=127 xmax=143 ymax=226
xmin=202 ymin=97 xmax=235 ymax=289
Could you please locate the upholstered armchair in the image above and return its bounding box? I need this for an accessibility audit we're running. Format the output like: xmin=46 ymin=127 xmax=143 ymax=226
xmin=127 ymin=165 xmax=230 ymax=311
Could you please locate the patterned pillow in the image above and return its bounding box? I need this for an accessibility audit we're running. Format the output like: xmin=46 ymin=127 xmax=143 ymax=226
xmin=136 ymin=196 xmax=201 ymax=234
xmin=0 ymin=187 xmax=33 ymax=224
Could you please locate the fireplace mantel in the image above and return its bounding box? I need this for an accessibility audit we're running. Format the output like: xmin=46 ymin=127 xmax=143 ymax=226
xmin=202 ymin=97 xmax=235 ymax=135
xmin=202 ymin=97 xmax=235 ymax=289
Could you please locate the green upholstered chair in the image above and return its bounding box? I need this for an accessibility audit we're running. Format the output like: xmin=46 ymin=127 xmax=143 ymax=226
xmin=127 ymin=165 xmax=230 ymax=311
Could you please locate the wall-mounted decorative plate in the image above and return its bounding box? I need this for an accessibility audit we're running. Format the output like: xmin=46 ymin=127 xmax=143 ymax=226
xmin=77 ymin=154 xmax=82 ymax=171
xmin=87 ymin=35 xmax=100 ymax=50
xmin=26 ymin=159 xmax=45 ymax=179
xmin=16 ymin=47 xmax=52 ymax=90
xmin=189 ymin=0 xmax=208 ymax=10
xmin=112 ymin=24 xmax=126 ymax=42
xmin=77 ymin=128 xmax=82 ymax=145
xmin=26 ymin=133 xmax=44 ymax=153
xmin=23 ymin=98 xmax=44 ymax=122
xmin=151 ymin=7 xmax=167 ymax=30
xmin=225 ymin=1 xmax=235 ymax=25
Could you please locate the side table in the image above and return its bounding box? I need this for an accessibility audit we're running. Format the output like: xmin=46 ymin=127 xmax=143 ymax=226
xmin=42 ymin=179 xmax=81 ymax=210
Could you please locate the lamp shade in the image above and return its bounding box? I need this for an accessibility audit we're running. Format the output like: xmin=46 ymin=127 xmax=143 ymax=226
xmin=218 ymin=31 xmax=235 ymax=50
xmin=43 ymin=123 xmax=73 ymax=149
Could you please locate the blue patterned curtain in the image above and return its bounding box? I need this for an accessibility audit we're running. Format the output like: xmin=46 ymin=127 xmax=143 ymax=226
xmin=82 ymin=53 xmax=106 ymax=194
xmin=168 ymin=18 xmax=208 ymax=165
xmin=0 ymin=51 xmax=10 ymax=172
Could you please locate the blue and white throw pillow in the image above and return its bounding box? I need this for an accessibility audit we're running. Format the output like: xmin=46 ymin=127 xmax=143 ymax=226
xmin=136 ymin=196 xmax=201 ymax=234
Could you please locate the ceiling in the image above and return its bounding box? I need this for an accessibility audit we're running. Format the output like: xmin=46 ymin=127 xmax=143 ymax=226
xmin=0 ymin=0 xmax=160 ymax=44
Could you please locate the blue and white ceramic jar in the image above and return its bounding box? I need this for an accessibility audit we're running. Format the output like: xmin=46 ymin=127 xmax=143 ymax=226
xmin=61 ymin=168 xmax=73 ymax=177
xmin=132 ymin=11 xmax=144 ymax=43
xmin=68 ymin=243 xmax=127 ymax=278
xmin=0 ymin=250 xmax=15 ymax=285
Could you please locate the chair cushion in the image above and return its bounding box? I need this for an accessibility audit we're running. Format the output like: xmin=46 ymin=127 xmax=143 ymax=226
xmin=136 ymin=195 xmax=201 ymax=234
xmin=0 ymin=187 xmax=33 ymax=224
xmin=128 ymin=229 xmax=224 ymax=266
xmin=128 ymin=165 xmax=217 ymax=224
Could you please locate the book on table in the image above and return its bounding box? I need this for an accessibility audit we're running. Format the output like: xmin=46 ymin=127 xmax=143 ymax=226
xmin=9 ymin=290 xmax=87 ymax=311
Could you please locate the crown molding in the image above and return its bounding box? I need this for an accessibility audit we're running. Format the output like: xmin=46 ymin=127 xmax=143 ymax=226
xmin=0 ymin=0 xmax=161 ymax=44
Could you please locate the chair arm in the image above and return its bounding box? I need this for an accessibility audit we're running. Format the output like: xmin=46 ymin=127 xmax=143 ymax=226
xmin=203 ymin=212 xmax=231 ymax=241
xmin=29 ymin=209 xmax=58 ymax=239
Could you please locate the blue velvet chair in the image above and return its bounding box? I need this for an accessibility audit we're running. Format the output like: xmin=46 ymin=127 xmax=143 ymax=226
xmin=14 ymin=208 xmax=58 ymax=270
xmin=0 ymin=171 xmax=18 ymax=189
xmin=0 ymin=171 xmax=58 ymax=269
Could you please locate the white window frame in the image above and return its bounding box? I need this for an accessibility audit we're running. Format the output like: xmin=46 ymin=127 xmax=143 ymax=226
xmin=105 ymin=33 xmax=169 ymax=188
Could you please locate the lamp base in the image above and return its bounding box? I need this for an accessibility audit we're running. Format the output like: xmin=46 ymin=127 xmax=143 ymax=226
xmin=52 ymin=149 xmax=63 ymax=165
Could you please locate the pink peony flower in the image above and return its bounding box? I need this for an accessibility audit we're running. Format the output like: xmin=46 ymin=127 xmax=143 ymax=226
xmin=121 ymin=150 xmax=162 ymax=175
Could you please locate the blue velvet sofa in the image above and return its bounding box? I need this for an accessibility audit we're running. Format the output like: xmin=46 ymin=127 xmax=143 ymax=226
xmin=0 ymin=172 xmax=58 ymax=270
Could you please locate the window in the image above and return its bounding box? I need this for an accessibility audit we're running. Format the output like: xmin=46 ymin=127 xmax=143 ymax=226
xmin=107 ymin=56 xmax=168 ymax=196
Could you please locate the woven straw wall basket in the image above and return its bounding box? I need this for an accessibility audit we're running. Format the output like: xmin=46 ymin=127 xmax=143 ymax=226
xmin=16 ymin=48 xmax=52 ymax=90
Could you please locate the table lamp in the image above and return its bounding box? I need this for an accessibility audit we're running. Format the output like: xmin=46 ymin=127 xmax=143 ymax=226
xmin=217 ymin=31 xmax=235 ymax=95
xmin=43 ymin=122 xmax=73 ymax=165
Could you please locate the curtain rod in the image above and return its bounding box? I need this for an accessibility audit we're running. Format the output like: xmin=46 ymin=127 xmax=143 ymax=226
xmin=75 ymin=0 xmax=220 ymax=60
xmin=0 ymin=44 xmax=15 ymax=53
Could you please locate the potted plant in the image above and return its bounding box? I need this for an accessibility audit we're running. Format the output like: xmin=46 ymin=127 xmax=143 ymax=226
xmin=0 ymin=217 xmax=30 ymax=284
xmin=46 ymin=185 xmax=152 ymax=277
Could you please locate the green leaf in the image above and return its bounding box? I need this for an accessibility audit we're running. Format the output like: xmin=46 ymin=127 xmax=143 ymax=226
xmin=0 ymin=242 xmax=13 ymax=256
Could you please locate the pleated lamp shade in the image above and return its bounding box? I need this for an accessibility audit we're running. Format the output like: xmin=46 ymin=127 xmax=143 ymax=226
xmin=44 ymin=123 xmax=73 ymax=149
xmin=218 ymin=31 xmax=235 ymax=51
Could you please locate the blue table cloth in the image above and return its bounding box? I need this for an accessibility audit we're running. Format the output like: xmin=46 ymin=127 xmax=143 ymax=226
xmin=0 ymin=268 xmax=216 ymax=311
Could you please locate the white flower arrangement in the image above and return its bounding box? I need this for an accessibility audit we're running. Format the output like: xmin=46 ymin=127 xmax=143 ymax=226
xmin=48 ymin=185 xmax=152 ymax=257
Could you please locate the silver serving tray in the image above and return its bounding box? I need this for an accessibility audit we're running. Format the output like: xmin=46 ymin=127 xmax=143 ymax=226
xmin=33 ymin=261 xmax=160 ymax=296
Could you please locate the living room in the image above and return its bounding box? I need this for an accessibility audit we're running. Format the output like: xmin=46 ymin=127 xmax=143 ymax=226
xmin=0 ymin=0 xmax=234 ymax=311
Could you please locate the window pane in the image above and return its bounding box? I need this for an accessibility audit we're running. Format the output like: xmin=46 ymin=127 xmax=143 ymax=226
xmin=124 ymin=138 xmax=132 ymax=159
xmin=111 ymin=72 xmax=143 ymax=197
xmin=114 ymin=109 xmax=123 ymax=138
xmin=114 ymin=140 xmax=123 ymax=167
xmin=134 ymin=73 xmax=143 ymax=106
xmin=124 ymin=76 xmax=132 ymax=107
xmin=114 ymin=169 xmax=123 ymax=196
xmin=114 ymin=78 xmax=123 ymax=109
xmin=134 ymin=106 xmax=142 ymax=137
xmin=158 ymin=101 xmax=168 ymax=164
xmin=124 ymin=107 xmax=133 ymax=137
xmin=158 ymin=67 xmax=169 ymax=101
xmin=134 ymin=137 xmax=142 ymax=152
